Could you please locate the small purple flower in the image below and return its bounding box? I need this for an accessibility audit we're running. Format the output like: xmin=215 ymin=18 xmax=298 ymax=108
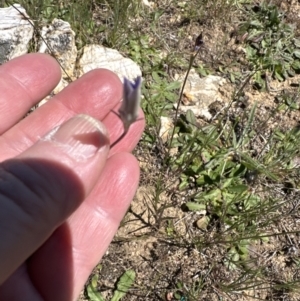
xmin=194 ymin=32 xmax=204 ymax=52
xmin=118 ymin=76 xmax=142 ymax=132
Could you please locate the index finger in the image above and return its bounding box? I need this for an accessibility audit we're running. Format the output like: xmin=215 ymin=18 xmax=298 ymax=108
xmin=0 ymin=54 xmax=61 ymax=134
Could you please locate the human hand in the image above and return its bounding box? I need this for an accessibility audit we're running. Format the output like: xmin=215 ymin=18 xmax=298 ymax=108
xmin=0 ymin=54 xmax=144 ymax=300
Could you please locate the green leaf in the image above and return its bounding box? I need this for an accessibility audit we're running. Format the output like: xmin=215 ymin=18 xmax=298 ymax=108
xmin=165 ymin=92 xmax=177 ymax=101
xmin=227 ymin=184 xmax=248 ymax=193
xmin=221 ymin=178 xmax=233 ymax=189
xmin=179 ymin=178 xmax=189 ymax=190
xmin=166 ymin=81 xmax=181 ymax=90
xmin=244 ymin=195 xmax=260 ymax=209
xmin=196 ymin=175 xmax=205 ymax=186
xmin=224 ymin=247 xmax=240 ymax=270
xmin=261 ymin=39 xmax=267 ymax=48
xmin=292 ymin=60 xmax=300 ymax=71
xmin=294 ymin=39 xmax=300 ymax=48
xmin=249 ymin=20 xmax=262 ymax=28
xmin=260 ymin=234 xmax=269 ymax=243
xmin=287 ymin=68 xmax=296 ymax=77
xmin=86 ymin=275 xmax=105 ymax=301
xmin=275 ymin=71 xmax=284 ymax=81
xmin=152 ymin=72 xmax=161 ymax=83
xmin=294 ymin=50 xmax=300 ymax=59
xmin=186 ymin=109 xmax=197 ymax=125
xmin=203 ymin=189 xmax=222 ymax=201
xmin=185 ymin=202 xmax=206 ymax=211
xmin=230 ymin=72 xmax=235 ymax=83
xmin=111 ymin=270 xmax=136 ymax=301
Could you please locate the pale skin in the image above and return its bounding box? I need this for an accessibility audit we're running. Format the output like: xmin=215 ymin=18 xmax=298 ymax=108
xmin=0 ymin=53 xmax=145 ymax=300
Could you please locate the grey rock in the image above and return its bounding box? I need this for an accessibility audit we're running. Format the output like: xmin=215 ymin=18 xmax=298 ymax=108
xmin=38 ymin=19 xmax=77 ymax=79
xmin=0 ymin=4 xmax=34 ymax=64
xmin=0 ymin=8 xmax=143 ymax=107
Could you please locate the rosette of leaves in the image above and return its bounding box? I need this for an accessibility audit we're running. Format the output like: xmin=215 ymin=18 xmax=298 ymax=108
xmin=173 ymin=109 xmax=262 ymax=217
xmin=238 ymin=3 xmax=300 ymax=89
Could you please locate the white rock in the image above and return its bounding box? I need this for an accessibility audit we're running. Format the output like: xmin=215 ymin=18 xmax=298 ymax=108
xmin=0 ymin=4 xmax=34 ymax=64
xmin=38 ymin=19 xmax=77 ymax=79
xmin=159 ymin=116 xmax=173 ymax=143
xmin=196 ymin=216 xmax=210 ymax=231
xmin=78 ymin=44 xmax=142 ymax=82
xmin=0 ymin=10 xmax=144 ymax=107
xmin=142 ymin=0 xmax=155 ymax=7
xmin=177 ymin=69 xmax=227 ymax=120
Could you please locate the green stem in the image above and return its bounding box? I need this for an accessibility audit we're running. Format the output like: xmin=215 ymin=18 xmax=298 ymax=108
xmin=168 ymin=48 xmax=202 ymax=152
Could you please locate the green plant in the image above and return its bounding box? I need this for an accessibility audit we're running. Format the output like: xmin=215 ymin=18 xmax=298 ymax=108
xmin=142 ymin=71 xmax=180 ymax=133
xmin=165 ymin=81 xmax=300 ymax=277
xmin=86 ymin=270 xmax=136 ymax=301
xmin=238 ymin=2 xmax=300 ymax=89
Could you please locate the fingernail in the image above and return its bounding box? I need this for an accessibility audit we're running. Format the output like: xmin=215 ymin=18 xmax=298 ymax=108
xmin=41 ymin=114 xmax=109 ymax=161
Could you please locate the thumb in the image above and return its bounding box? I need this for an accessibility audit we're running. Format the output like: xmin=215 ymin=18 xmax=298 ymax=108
xmin=0 ymin=114 xmax=110 ymax=284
